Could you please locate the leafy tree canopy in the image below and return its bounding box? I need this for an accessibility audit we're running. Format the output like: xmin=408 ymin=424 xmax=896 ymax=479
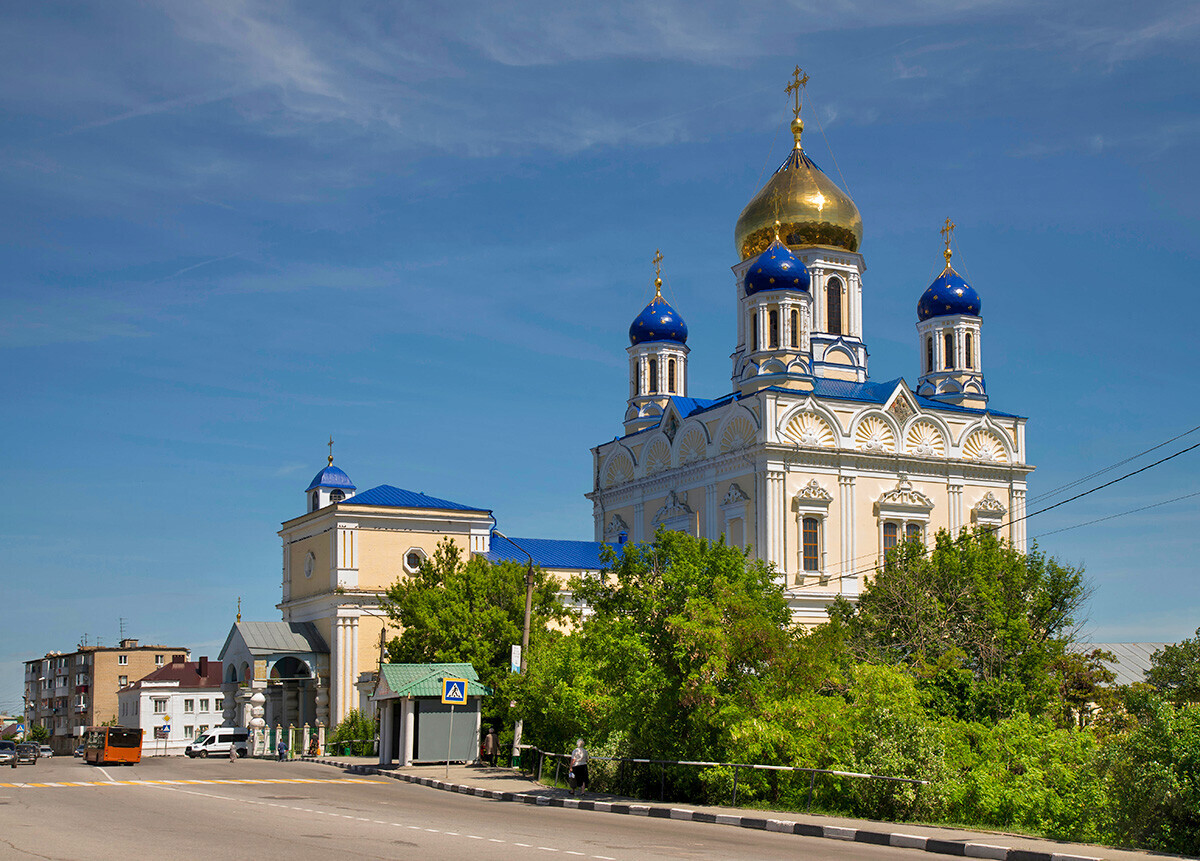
xmin=380 ymin=538 xmax=568 ymax=717
xmin=28 ymin=724 xmax=50 ymax=743
xmin=829 ymin=529 xmax=1089 ymax=721
xmin=1145 ymin=627 xmax=1200 ymax=705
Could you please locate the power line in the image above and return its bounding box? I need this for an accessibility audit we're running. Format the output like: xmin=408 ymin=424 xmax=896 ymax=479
xmin=1029 ymin=423 xmax=1200 ymax=504
xmin=1030 ymin=490 xmax=1200 ymax=540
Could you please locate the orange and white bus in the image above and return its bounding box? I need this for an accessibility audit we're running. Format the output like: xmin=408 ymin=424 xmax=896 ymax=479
xmin=83 ymin=726 xmax=143 ymax=765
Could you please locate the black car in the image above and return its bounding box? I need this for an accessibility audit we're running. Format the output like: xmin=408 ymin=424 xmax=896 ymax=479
xmin=15 ymin=743 xmax=39 ymax=764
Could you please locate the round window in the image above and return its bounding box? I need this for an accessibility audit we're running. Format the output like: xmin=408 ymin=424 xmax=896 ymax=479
xmin=403 ymin=548 xmax=426 ymax=573
xmin=303 ymin=551 xmax=315 ymax=579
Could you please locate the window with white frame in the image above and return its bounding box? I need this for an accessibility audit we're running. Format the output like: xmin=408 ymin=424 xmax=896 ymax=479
xmin=153 ymin=698 xmax=168 ymax=714
xmin=215 ymin=698 xmax=223 ymax=713
xmin=155 ymin=654 xmax=164 ymax=666
xmin=793 ymin=479 xmax=834 ymax=583
xmin=118 ymin=655 xmax=128 ymax=666
xmin=118 ymin=675 xmax=127 ymax=687
xmin=874 ymin=475 xmax=934 ymax=560
xmin=184 ymin=726 xmax=194 ymax=739
xmin=184 ymin=699 xmax=194 ymax=713
xmin=199 ymin=698 xmax=209 ymax=713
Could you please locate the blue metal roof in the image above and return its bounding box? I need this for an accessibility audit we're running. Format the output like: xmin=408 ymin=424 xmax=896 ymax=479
xmin=484 ymin=533 xmax=618 ymax=570
xmin=348 ymin=484 xmax=488 ymax=512
xmin=668 ymin=395 xmax=726 ymax=417
xmin=306 ymin=464 xmax=356 ymax=492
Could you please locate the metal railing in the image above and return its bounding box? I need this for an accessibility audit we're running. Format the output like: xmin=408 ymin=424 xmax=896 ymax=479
xmin=519 ymin=745 xmax=927 ymax=812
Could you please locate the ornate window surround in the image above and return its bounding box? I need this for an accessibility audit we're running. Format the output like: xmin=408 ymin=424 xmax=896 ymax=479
xmin=653 ymin=489 xmax=695 ymax=535
xmin=793 ymin=479 xmax=833 ymax=584
xmin=971 ymin=491 xmax=1007 ymax=531
xmin=720 ymin=483 xmax=749 ymax=547
xmin=874 ymin=474 xmax=934 ymax=557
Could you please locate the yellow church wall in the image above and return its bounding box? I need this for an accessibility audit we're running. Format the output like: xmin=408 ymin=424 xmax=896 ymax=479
xmin=288 ymin=531 xmax=332 ymax=602
xmin=352 ymin=613 xmax=389 ymax=676
xmin=355 ymin=528 xmax=465 ymax=591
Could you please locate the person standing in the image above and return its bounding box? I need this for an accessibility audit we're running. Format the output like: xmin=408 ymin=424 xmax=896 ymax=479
xmin=277 ymin=738 xmax=287 ymax=762
xmin=569 ymin=739 xmax=589 ymax=796
xmin=229 ymin=741 xmax=238 ymax=764
xmin=483 ymin=727 xmax=498 ymax=768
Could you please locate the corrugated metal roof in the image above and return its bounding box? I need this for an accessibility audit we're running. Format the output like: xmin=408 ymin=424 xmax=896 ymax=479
xmin=235 ymin=621 xmax=328 ymax=656
xmin=376 ymin=663 xmax=486 ymax=698
xmin=347 ymin=484 xmax=488 ymax=512
xmin=484 ymin=534 xmax=616 ymax=571
xmin=1076 ymin=642 xmax=1170 ymax=686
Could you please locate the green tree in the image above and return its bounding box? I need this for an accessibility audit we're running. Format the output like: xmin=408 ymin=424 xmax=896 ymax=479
xmin=830 ymin=529 xmax=1090 ymax=721
xmin=521 ymin=529 xmax=793 ymax=763
xmin=28 ymin=723 xmax=50 ymax=743
xmin=329 ymin=708 xmax=376 ymax=756
xmin=1145 ymin=627 xmax=1200 ymax=705
xmin=380 ymin=538 xmax=568 ymax=726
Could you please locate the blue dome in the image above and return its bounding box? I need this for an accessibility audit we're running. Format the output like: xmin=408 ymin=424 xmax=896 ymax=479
xmin=306 ymin=464 xmax=356 ymax=492
xmin=917 ymin=267 xmax=982 ymax=321
xmin=629 ymin=295 xmax=688 ymax=346
xmin=743 ymin=238 xmax=810 ymax=296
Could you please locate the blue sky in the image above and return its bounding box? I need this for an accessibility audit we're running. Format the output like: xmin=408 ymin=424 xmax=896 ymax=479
xmin=2 ymin=1 xmax=1198 ymax=711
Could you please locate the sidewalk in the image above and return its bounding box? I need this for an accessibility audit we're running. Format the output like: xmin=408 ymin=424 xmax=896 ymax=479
xmin=303 ymin=755 xmax=1177 ymax=861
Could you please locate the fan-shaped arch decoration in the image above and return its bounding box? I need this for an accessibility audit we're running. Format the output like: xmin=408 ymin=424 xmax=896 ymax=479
xmin=855 ymin=416 xmax=896 ymax=453
xmin=676 ymin=427 xmax=708 ymax=466
xmin=906 ymin=421 xmax=945 ymax=458
xmin=963 ymin=430 xmax=1007 ymax=463
xmin=643 ymin=439 xmax=671 ymax=475
xmin=719 ymin=415 xmax=756 ymax=453
xmin=602 ymin=452 xmax=635 ymax=488
xmin=782 ymin=412 xmax=835 ymax=448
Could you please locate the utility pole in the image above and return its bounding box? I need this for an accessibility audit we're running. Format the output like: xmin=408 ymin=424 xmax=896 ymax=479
xmin=493 ymin=530 xmax=534 ymax=768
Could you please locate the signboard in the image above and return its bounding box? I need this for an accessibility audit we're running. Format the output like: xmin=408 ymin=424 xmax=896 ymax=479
xmin=510 ymin=645 xmax=521 ymax=674
xmin=154 ymin=726 xmax=169 ymax=739
xmin=440 ymin=677 xmax=468 ymax=705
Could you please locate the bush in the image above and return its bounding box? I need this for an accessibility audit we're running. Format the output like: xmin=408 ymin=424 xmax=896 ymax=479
xmin=328 ymin=708 xmax=376 ymax=756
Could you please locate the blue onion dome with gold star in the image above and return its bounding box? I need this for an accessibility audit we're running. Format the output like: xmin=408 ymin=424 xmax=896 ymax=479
xmin=744 ymin=232 xmax=811 ymax=296
xmin=629 ymin=278 xmax=688 ymax=346
xmin=917 ymin=245 xmax=982 ymax=321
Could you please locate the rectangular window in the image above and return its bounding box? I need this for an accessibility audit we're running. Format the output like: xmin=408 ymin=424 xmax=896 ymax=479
xmin=199 ymin=699 xmax=209 ymax=713
xmin=153 ymin=698 xmax=168 ymax=714
xmin=184 ymin=726 xmax=194 ymax=739
xmin=118 ymin=655 xmax=128 ymax=666
xmin=118 ymin=675 xmax=127 ymax=687
xmin=215 ymin=698 xmax=223 ymax=713
xmin=769 ymin=309 xmax=779 ymax=348
xmin=883 ymin=522 xmax=899 ymax=552
xmin=184 ymin=699 xmax=194 ymax=713
xmin=803 ymin=517 xmax=819 ymax=572
xmin=155 ymin=655 xmax=164 ymax=666
xmin=198 ymin=725 xmax=209 ymax=736
xmin=906 ymin=523 xmax=922 ymax=544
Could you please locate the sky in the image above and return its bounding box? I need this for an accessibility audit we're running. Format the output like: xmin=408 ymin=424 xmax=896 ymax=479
xmin=2 ymin=0 xmax=1198 ymax=712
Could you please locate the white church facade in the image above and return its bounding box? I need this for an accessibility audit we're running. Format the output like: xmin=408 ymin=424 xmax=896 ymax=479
xmin=587 ymin=74 xmax=1032 ymax=624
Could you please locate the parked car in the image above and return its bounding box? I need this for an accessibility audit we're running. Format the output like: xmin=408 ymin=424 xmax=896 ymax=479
xmin=15 ymin=743 xmax=39 ymax=764
xmin=73 ymin=745 xmax=85 ymax=757
xmin=0 ymin=741 xmax=15 ymax=767
xmin=39 ymin=745 xmax=53 ymax=758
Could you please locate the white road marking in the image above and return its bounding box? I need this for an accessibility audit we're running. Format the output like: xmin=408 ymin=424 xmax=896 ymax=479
xmin=97 ymin=767 xmax=114 ymax=782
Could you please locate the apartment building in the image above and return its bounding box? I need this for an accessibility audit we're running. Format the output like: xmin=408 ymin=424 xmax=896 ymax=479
xmin=24 ymin=639 xmax=189 ymax=754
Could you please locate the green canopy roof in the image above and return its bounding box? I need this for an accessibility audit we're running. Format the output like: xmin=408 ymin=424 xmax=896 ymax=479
xmin=374 ymin=663 xmax=490 ymax=699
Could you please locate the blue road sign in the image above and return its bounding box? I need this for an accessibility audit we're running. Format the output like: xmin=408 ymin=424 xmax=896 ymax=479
xmin=441 ymin=677 xmax=468 ymax=705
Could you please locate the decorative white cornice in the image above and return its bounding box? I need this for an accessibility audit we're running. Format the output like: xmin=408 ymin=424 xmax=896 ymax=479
xmin=722 ymin=483 xmax=750 ymax=505
xmin=795 ymin=479 xmax=833 ymax=503
xmin=973 ymin=491 xmax=1006 ymax=513
xmin=652 ymin=490 xmax=693 ymax=525
xmin=875 ymin=474 xmax=934 ymax=514
xmin=603 ymin=514 xmax=629 ymax=541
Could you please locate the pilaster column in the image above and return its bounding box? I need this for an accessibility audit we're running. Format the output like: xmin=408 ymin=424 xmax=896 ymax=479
xmin=632 ymin=502 xmax=644 ymax=543
xmin=350 ymin=617 xmax=360 ymax=715
xmin=330 ymin=618 xmax=341 ymax=725
xmin=838 ymin=475 xmax=857 ymax=597
xmin=765 ymin=469 xmax=785 ymax=581
xmin=948 ymin=483 xmax=964 ymax=534
xmin=705 ymin=483 xmax=718 ymax=540
xmin=1011 ymin=487 xmax=1027 ymax=552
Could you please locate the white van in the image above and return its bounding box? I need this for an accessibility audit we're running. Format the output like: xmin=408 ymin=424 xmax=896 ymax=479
xmin=185 ymin=728 xmax=249 ymax=758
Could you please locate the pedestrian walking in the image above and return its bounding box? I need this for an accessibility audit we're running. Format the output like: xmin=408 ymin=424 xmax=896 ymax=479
xmin=483 ymin=727 xmax=498 ymax=768
xmin=277 ymin=739 xmax=287 ymax=762
xmin=569 ymin=739 xmax=589 ymax=796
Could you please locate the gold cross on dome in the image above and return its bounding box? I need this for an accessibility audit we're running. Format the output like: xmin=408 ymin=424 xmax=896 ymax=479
xmin=786 ymin=66 xmax=809 ymax=119
xmin=941 ymin=218 xmax=956 ymax=265
xmin=327 ymin=434 xmax=334 ymax=466
xmin=652 ymin=249 xmax=664 ymax=296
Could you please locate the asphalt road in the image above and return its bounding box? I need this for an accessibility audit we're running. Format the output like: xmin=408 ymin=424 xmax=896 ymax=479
xmin=0 ymin=756 xmax=925 ymax=860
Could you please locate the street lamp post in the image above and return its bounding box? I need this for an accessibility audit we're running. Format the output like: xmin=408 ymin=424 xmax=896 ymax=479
xmin=493 ymin=530 xmax=535 ymax=768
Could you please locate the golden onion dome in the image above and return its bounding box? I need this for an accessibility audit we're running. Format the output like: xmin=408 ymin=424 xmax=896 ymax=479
xmin=734 ymin=118 xmax=862 ymax=260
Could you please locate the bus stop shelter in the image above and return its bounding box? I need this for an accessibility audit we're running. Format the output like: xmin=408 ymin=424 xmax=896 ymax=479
xmin=373 ymin=663 xmax=488 ymax=766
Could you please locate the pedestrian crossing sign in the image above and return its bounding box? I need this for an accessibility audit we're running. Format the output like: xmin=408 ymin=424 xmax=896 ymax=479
xmin=441 ymin=677 xmax=468 ymax=705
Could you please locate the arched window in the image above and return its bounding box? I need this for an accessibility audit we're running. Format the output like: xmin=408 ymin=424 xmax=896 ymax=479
xmin=905 ymin=522 xmax=922 ymax=544
xmin=667 ymin=358 xmax=676 ymax=394
xmin=329 ymin=489 xmax=345 ymax=504
xmin=790 ymin=309 xmax=799 ymax=348
xmin=925 ymin=336 xmax=933 ymax=374
xmin=751 ymin=313 xmax=759 ymax=351
xmin=311 ymin=492 xmax=319 ymax=513
xmin=769 ymin=310 xmax=779 ymax=348
xmin=803 ymin=517 xmax=819 ymax=571
xmin=883 ymin=522 xmax=899 ymax=553
xmin=965 ymin=332 xmax=974 ymax=369
xmin=648 ymin=358 xmax=658 ymax=394
xmin=827 ymin=277 xmax=843 ymax=335
xmin=944 ymin=332 xmax=955 ymax=370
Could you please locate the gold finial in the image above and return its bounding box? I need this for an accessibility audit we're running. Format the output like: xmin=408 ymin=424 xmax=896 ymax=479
xmin=785 ymin=65 xmax=809 ymax=149
xmin=327 ymin=434 xmax=334 ymax=466
xmin=652 ymin=248 xmax=663 ymax=297
xmin=236 ymin=597 xmax=241 ymax=624
xmin=941 ymin=217 xmax=956 ymax=267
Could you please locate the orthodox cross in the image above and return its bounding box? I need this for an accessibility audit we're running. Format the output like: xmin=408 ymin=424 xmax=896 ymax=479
xmin=941 ymin=217 xmax=956 ymax=265
xmin=652 ymin=249 xmax=663 ymax=296
xmin=236 ymin=596 xmax=242 ymax=623
xmin=327 ymin=434 xmax=334 ymax=466
xmin=786 ymin=66 xmax=809 ymax=119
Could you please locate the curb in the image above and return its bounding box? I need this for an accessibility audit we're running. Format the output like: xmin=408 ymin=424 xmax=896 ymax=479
xmin=305 ymin=758 xmax=1103 ymax=861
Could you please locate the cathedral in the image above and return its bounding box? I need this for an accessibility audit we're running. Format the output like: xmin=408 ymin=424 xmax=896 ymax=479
xmin=587 ymin=71 xmax=1032 ymax=624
